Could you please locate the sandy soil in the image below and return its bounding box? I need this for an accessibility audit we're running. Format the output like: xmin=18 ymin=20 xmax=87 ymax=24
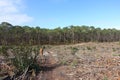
xmin=40 ymin=42 xmax=120 ymax=80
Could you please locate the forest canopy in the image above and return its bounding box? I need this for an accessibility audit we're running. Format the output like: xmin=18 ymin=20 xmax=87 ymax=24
xmin=0 ymin=22 xmax=120 ymax=45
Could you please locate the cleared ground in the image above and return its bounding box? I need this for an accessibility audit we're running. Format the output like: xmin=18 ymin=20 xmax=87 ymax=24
xmin=41 ymin=42 xmax=120 ymax=80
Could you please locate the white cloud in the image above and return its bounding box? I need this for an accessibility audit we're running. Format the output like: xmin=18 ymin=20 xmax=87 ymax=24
xmin=0 ymin=14 xmax=33 ymax=25
xmin=0 ymin=0 xmax=33 ymax=25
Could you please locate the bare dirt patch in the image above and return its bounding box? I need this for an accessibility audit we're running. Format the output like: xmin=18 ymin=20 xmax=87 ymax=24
xmin=41 ymin=42 xmax=120 ymax=80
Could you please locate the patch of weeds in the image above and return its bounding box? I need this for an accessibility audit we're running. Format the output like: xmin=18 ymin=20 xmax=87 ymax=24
xmin=112 ymin=48 xmax=116 ymax=52
xmin=112 ymin=54 xmax=118 ymax=56
xmin=71 ymin=47 xmax=79 ymax=55
xmin=70 ymin=59 xmax=78 ymax=67
xmin=60 ymin=59 xmax=67 ymax=65
xmin=113 ymin=54 xmax=120 ymax=57
xmin=86 ymin=46 xmax=92 ymax=50
xmin=103 ymin=76 xmax=108 ymax=80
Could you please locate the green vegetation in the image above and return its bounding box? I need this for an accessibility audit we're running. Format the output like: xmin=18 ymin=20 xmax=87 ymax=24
xmin=112 ymin=54 xmax=120 ymax=56
xmin=103 ymin=76 xmax=108 ymax=80
xmin=112 ymin=48 xmax=116 ymax=52
xmin=0 ymin=46 xmax=41 ymax=74
xmin=86 ymin=46 xmax=92 ymax=50
xmin=60 ymin=59 xmax=67 ymax=65
xmin=70 ymin=59 xmax=78 ymax=67
xmin=0 ymin=22 xmax=120 ymax=45
xmin=71 ymin=47 xmax=79 ymax=55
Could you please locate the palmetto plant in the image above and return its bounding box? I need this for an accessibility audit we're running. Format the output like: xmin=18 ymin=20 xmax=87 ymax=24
xmin=11 ymin=46 xmax=41 ymax=74
xmin=0 ymin=46 xmax=41 ymax=78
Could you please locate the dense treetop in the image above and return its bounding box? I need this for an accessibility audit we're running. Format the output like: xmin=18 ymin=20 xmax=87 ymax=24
xmin=0 ymin=22 xmax=120 ymax=45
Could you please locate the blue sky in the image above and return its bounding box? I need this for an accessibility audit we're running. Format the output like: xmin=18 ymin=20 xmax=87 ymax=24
xmin=0 ymin=0 xmax=120 ymax=29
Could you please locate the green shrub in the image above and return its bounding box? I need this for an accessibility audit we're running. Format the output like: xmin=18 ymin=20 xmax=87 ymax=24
xmin=103 ymin=76 xmax=108 ymax=80
xmin=0 ymin=46 xmax=41 ymax=75
xmin=86 ymin=46 xmax=92 ymax=50
xmin=112 ymin=48 xmax=116 ymax=52
xmin=71 ymin=47 xmax=79 ymax=55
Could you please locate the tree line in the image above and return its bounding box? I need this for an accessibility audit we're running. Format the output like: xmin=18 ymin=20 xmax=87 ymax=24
xmin=0 ymin=22 xmax=120 ymax=45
